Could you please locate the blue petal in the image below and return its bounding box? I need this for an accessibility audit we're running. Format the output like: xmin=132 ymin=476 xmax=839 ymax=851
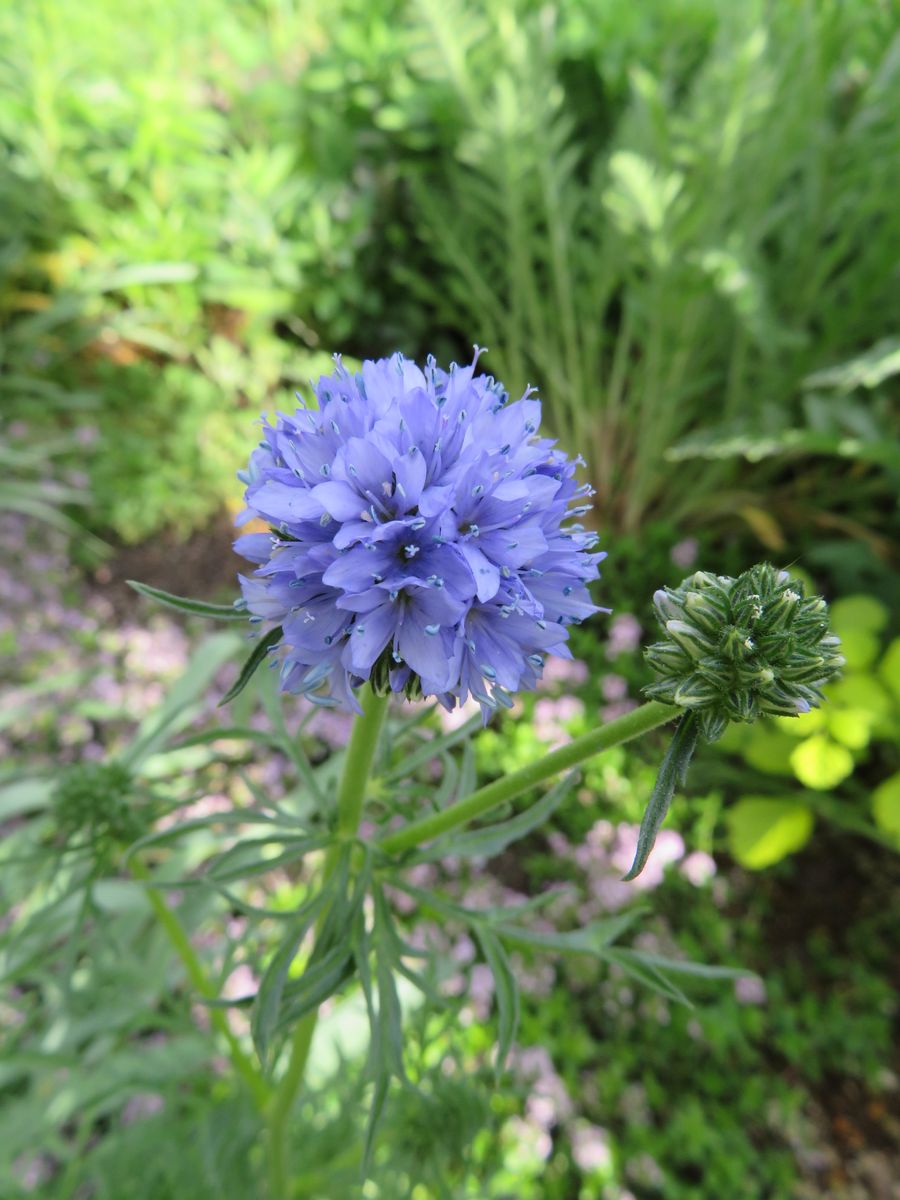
xmin=397 ymin=614 xmax=453 ymax=690
xmin=348 ymin=604 xmax=397 ymax=671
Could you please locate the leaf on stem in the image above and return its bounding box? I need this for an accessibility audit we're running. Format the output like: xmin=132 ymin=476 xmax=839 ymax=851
xmin=381 ymin=714 xmax=481 ymax=784
xmin=475 ymin=927 xmax=519 ymax=1079
xmin=495 ymin=911 xmax=641 ymax=955
xmin=356 ymin=882 xmax=414 ymax=1175
xmin=413 ymin=772 xmax=578 ymax=863
xmin=218 ymin=627 xmax=283 ymax=707
xmin=252 ymin=886 xmax=334 ymax=1067
xmin=623 ymin=712 xmax=699 ymax=881
xmin=277 ymin=945 xmax=356 ymax=1028
xmin=205 ymin=833 xmax=332 ymax=884
xmin=127 ymin=579 xmax=247 ymax=621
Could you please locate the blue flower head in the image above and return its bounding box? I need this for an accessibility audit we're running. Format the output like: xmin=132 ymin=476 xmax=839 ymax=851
xmin=235 ymin=350 xmax=606 ymax=716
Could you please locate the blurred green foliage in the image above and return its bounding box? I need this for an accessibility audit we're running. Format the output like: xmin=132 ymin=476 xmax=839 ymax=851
xmin=720 ymin=593 xmax=900 ymax=866
xmin=2 ymin=0 xmax=898 ymax=544
xmin=0 ymin=0 xmax=370 ymax=540
xmin=2 ymin=0 xmax=900 ymax=1195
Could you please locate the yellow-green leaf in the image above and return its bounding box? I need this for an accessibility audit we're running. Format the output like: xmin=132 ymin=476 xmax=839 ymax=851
xmin=826 ymin=708 xmax=874 ymax=750
xmin=829 ymin=594 xmax=888 ymax=637
xmin=717 ymin=722 xmax=750 ymax=752
xmin=790 ymin=736 xmax=854 ymax=790
xmin=827 ymin=673 xmax=893 ymax=718
xmin=872 ymin=772 xmax=900 ymax=842
xmin=837 ymin=628 xmax=880 ymax=671
xmin=879 ymin=639 xmax=900 ymax=703
xmin=774 ymin=707 xmax=826 ymax=738
xmin=743 ymin=728 xmax=796 ymax=775
xmin=727 ymin=797 xmax=814 ymax=869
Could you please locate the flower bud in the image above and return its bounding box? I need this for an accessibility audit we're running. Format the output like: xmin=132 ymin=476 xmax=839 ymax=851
xmin=643 ymin=563 xmax=842 ymax=741
xmin=665 ymin=619 xmax=713 ymax=660
xmin=51 ymin=762 xmax=147 ymax=853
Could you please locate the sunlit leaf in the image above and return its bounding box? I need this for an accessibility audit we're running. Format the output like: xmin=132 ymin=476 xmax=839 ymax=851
xmin=790 ymin=736 xmax=854 ymax=790
xmin=727 ymin=796 xmax=814 ymax=868
xmin=879 ymin=639 xmax=900 ymax=703
xmin=872 ymin=772 xmax=900 ymax=843
xmin=836 ymin=628 xmax=880 ymax=671
xmin=774 ymin=708 xmax=827 ymax=738
xmin=743 ymin=728 xmax=796 ymax=775
xmin=826 ymin=708 xmax=874 ymax=750
xmin=829 ymin=594 xmax=888 ymax=637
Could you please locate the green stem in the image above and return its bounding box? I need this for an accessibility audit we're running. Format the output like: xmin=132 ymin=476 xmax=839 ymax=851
xmin=129 ymin=857 xmax=269 ymax=1110
xmin=380 ymin=700 xmax=679 ymax=857
xmin=266 ymin=684 xmax=388 ymax=1200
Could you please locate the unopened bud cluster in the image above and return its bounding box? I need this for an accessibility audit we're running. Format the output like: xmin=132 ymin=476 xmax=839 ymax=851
xmin=644 ymin=563 xmax=843 ymax=741
xmin=52 ymin=762 xmax=145 ymax=849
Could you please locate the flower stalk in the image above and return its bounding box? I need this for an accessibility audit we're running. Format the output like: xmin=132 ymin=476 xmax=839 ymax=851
xmin=266 ymin=684 xmax=389 ymax=1200
xmin=379 ymin=700 xmax=679 ymax=857
xmin=128 ymin=857 xmax=270 ymax=1110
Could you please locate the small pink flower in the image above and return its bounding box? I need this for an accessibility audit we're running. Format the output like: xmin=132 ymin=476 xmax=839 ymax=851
xmin=735 ymin=975 xmax=767 ymax=1005
xmin=680 ymin=851 xmax=716 ymax=886
xmin=670 ymin=537 xmax=699 ymax=569
xmin=571 ymin=1121 xmax=612 ymax=1173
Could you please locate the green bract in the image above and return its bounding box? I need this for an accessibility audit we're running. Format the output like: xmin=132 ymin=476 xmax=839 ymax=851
xmin=644 ymin=565 xmax=843 ymax=742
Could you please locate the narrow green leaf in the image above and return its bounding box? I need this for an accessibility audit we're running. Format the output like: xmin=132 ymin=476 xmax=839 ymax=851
xmin=624 ymin=712 xmax=699 ymax=881
xmin=124 ymin=633 xmax=241 ymax=767
xmin=603 ymin=948 xmax=691 ymax=1007
xmin=122 ymin=808 xmax=279 ymax=862
xmin=457 ymin=738 xmax=477 ymax=801
xmin=206 ymin=834 xmax=332 ymax=884
xmin=174 ymin=726 xmax=286 ymax=752
xmin=127 ymin=579 xmax=246 ymax=621
xmin=495 ymin=911 xmax=640 ymax=956
xmin=476 ymin=927 xmax=519 ymax=1078
xmin=257 ymin=668 xmax=325 ymax=806
xmin=417 ymin=772 xmax=578 ymax=863
xmin=252 ymin=889 xmax=331 ymax=1066
xmin=390 ymin=881 xmax=472 ymax=924
xmin=0 ymin=779 xmax=53 ymax=820
xmin=361 ymin=1074 xmax=390 ymax=1178
xmin=374 ymin=891 xmax=406 ymax=1078
xmin=219 ymin=628 xmax=284 ymax=707
xmin=278 ymin=945 xmax=355 ymax=1028
xmin=432 ymin=753 xmax=459 ymax=810
xmin=355 ymin=890 xmax=397 ymax=1159
xmin=480 ymin=888 xmax=576 ymax=924
xmin=382 ymin=714 xmax=481 ymax=783
xmin=625 ymin=950 xmax=751 ymax=981
xmin=389 ymin=879 xmax=568 ymax=931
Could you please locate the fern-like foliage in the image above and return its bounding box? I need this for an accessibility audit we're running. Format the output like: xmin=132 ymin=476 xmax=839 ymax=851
xmin=400 ymin=0 xmax=900 ymax=531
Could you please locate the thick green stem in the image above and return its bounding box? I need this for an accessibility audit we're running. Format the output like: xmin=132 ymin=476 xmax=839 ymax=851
xmin=266 ymin=684 xmax=388 ymax=1200
xmin=380 ymin=700 xmax=679 ymax=857
xmin=129 ymin=857 xmax=269 ymax=1110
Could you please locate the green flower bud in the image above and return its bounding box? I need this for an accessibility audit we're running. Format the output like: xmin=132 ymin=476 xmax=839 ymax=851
xmin=645 ymin=641 xmax=691 ymax=675
xmin=643 ymin=563 xmax=842 ymax=741
xmin=52 ymin=761 xmax=147 ymax=852
xmin=665 ymin=619 xmax=714 ymax=660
